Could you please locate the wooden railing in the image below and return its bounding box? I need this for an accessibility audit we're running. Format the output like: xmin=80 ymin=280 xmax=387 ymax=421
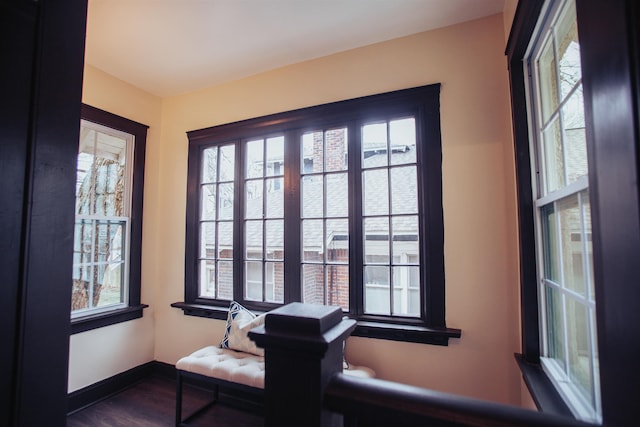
xmin=249 ymin=303 xmax=594 ymax=427
xmin=324 ymin=373 xmax=594 ymax=427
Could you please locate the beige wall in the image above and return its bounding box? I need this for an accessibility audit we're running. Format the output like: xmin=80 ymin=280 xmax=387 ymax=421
xmin=73 ymin=11 xmax=531 ymax=409
xmin=68 ymin=65 xmax=162 ymax=392
xmin=151 ymin=13 xmax=524 ymax=407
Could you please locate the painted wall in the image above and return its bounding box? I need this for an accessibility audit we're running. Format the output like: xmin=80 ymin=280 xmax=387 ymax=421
xmin=68 ymin=65 xmax=162 ymax=392
xmin=151 ymin=13 xmax=526 ymax=407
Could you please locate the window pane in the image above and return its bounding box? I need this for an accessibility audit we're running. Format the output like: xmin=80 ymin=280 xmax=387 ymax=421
xmin=76 ymin=127 xmax=128 ymax=217
xmin=218 ymin=182 xmax=234 ymax=220
xmin=363 ymin=169 xmax=389 ymax=216
xmin=558 ymin=195 xmax=586 ymax=296
xmin=556 ymin=1 xmax=581 ymax=100
xmin=326 ymin=265 xmax=349 ymax=310
xmin=200 ymin=184 xmax=217 ymax=220
xmin=217 ymin=261 xmax=233 ymax=300
xmin=364 ymin=217 xmax=389 ymax=264
xmin=199 ymin=260 xmax=216 ymax=297
xmin=201 ymin=185 xmax=217 ymax=220
xmin=95 ymin=262 xmax=124 ymax=307
xmin=545 ymin=285 xmax=565 ymax=366
xmin=325 ymin=128 xmax=348 ymax=172
xmin=362 ymin=122 xmax=388 ymax=168
xmin=392 ymin=216 xmax=419 ymax=262
xmin=245 ymin=180 xmax=263 ymax=219
xmin=200 ymin=222 xmax=216 ymax=258
xmin=326 ymin=219 xmax=348 ymax=263
xmin=302 ymin=175 xmax=323 ymax=218
xmin=266 ymin=261 xmax=284 ymax=303
xmin=245 ymin=261 xmax=262 ymax=301
xmin=71 ymin=265 xmax=93 ymax=311
xmin=302 ymin=219 xmax=323 ymax=262
xmin=265 ymin=220 xmax=283 ymax=261
xmin=543 ymin=117 xmax=565 ymax=193
xmin=391 ymin=166 xmax=418 ymax=215
xmin=219 ymin=145 xmax=235 ymax=181
xmin=73 ymin=220 xmax=93 ymax=265
xmin=326 ymin=173 xmax=348 ymax=217
xmin=245 ymin=220 xmax=263 ymax=259
xmin=266 ymin=136 xmax=284 ymax=177
xmin=201 ymin=147 xmax=218 ymax=183
xmin=217 ymin=221 xmax=233 ymax=259
xmin=390 ymin=118 xmax=416 ymax=165
xmin=364 ymin=266 xmax=390 ymax=315
xmin=302 ymin=131 xmax=323 ymax=173
xmin=538 ymin=36 xmax=558 ymax=123
xmin=393 ymin=266 xmax=420 ymax=316
xmin=562 ymin=86 xmax=587 ymax=184
xmin=302 ymin=264 xmax=324 ymax=305
xmin=266 ymin=177 xmax=284 ymax=217
xmin=246 ymin=139 xmax=264 ymax=179
xmin=566 ymin=298 xmax=593 ymax=404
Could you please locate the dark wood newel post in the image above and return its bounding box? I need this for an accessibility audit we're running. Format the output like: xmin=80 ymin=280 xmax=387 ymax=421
xmin=249 ymin=302 xmax=356 ymax=427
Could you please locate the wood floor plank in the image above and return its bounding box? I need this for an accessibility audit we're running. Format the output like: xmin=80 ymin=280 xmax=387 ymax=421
xmin=67 ymin=375 xmax=263 ymax=427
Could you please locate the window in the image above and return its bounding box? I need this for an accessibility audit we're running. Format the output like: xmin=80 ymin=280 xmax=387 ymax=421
xmin=509 ymin=0 xmax=640 ymax=425
xmin=525 ymin=0 xmax=600 ymax=421
xmin=180 ymin=85 xmax=460 ymax=345
xmin=70 ymin=104 xmax=148 ymax=334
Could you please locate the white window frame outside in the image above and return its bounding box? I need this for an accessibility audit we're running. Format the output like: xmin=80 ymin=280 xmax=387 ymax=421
xmin=71 ymin=119 xmax=135 ymax=318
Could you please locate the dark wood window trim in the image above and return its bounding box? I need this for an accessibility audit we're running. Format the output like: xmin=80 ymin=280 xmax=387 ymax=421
xmin=508 ymin=0 xmax=640 ymax=424
xmin=176 ymin=85 xmax=461 ymax=345
xmin=70 ymin=104 xmax=149 ymax=334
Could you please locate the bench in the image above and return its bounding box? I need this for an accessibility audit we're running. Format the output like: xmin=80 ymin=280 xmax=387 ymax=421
xmin=175 ymin=302 xmax=374 ymax=426
xmin=175 ymin=346 xmax=374 ymax=426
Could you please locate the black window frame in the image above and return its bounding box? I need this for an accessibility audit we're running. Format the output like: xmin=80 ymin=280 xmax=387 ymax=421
xmin=176 ymin=85 xmax=461 ymax=345
xmin=507 ymin=0 xmax=640 ymax=425
xmin=70 ymin=104 xmax=149 ymax=334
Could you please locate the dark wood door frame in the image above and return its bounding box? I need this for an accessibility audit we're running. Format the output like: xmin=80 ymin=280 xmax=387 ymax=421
xmin=0 ymin=1 xmax=87 ymax=425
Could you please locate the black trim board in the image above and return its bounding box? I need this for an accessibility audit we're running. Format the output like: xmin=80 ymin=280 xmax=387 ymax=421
xmin=70 ymin=304 xmax=149 ymax=334
xmin=0 ymin=1 xmax=88 ymax=426
xmin=515 ymin=354 xmax=573 ymax=417
xmin=67 ymin=361 xmax=165 ymax=414
xmin=171 ymin=302 xmax=461 ymax=346
xmin=67 ymin=361 xmax=263 ymax=416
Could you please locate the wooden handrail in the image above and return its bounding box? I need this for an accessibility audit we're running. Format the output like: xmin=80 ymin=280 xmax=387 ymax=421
xmin=324 ymin=373 xmax=595 ymax=427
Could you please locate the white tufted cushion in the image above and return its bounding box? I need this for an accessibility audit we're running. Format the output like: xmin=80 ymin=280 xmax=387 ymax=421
xmin=177 ymin=346 xmax=265 ymax=389
xmin=177 ymin=346 xmax=375 ymax=390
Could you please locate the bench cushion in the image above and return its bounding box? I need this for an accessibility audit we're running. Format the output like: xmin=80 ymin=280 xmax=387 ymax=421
xmin=176 ymin=345 xmax=375 ymax=390
xmin=177 ymin=346 xmax=265 ymax=389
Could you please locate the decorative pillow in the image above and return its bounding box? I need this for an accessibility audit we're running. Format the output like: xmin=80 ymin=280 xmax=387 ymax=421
xmin=220 ymin=301 xmax=265 ymax=356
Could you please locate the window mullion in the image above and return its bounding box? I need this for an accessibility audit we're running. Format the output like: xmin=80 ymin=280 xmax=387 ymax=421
xmin=234 ymin=140 xmax=245 ymax=304
xmin=283 ymin=130 xmax=301 ymax=303
xmin=349 ymin=120 xmax=363 ymax=317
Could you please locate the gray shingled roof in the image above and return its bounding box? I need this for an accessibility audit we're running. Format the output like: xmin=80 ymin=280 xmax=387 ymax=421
xmin=203 ymin=145 xmax=419 ymax=257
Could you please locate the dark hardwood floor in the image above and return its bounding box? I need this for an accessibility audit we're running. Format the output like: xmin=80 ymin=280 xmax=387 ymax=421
xmin=67 ymin=375 xmax=264 ymax=427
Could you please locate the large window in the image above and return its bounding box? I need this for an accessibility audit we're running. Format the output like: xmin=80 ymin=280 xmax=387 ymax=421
xmin=181 ymin=85 xmax=460 ymax=345
xmin=70 ymin=104 xmax=148 ymax=333
xmin=526 ymin=0 xmax=599 ymax=421
xmin=509 ymin=0 xmax=640 ymax=425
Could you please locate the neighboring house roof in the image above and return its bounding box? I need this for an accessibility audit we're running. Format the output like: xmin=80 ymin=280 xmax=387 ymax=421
xmin=207 ymin=145 xmax=419 ymax=256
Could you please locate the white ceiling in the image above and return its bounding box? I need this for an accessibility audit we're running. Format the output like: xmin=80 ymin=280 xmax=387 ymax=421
xmin=85 ymin=0 xmax=505 ymax=97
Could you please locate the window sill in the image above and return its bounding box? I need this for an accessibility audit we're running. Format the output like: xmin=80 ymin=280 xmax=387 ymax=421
xmin=514 ymin=353 xmax=574 ymax=417
xmin=70 ymin=304 xmax=149 ymax=334
xmin=171 ymin=302 xmax=461 ymax=346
